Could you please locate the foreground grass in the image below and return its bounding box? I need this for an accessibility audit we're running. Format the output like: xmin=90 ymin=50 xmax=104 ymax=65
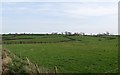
xmin=3 ymin=35 xmax=118 ymax=73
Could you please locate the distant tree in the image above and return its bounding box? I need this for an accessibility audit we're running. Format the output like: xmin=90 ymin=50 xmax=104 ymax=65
xmin=80 ymin=32 xmax=85 ymax=36
xmin=65 ymin=31 xmax=67 ymax=35
xmin=97 ymin=32 xmax=110 ymax=36
xmin=46 ymin=33 xmax=49 ymax=35
xmin=9 ymin=33 xmax=11 ymax=35
xmin=73 ymin=32 xmax=79 ymax=36
xmin=51 ymin=32 xmax=58 ymax=35
xmin=106 ymin=31 xmax=110 ymax=35
xmin=65 ymin=31 xmax=72 ymax=35
xmin=82 ymin=33 xmax=85 ymax=35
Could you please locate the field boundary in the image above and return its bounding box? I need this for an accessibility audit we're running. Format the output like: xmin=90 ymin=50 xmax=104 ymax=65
xmin=2 ymin=40 xmax=75 ymax=45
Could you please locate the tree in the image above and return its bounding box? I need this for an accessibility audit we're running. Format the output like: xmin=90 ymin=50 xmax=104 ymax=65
xmin=106 ymin=32 xmax=110 ymax=35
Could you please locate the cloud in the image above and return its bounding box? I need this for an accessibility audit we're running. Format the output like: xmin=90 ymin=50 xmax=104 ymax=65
xmin=3 ymin=2 xmax=118 ymax=18
xmin=2 ymin=2 xmax=118 ymax=34
xmin=63 ymin=5 xmax=117 ymax=17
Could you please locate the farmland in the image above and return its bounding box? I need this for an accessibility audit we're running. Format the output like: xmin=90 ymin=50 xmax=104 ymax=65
xmin=2 ymin=34 xmax=118 ymax=73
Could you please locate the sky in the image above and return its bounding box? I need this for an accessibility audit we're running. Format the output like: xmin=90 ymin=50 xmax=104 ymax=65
xmin=1 ymin=0 xmax=119 ymax=34
xmin=1 ymin=0 xmax=119 ymax=2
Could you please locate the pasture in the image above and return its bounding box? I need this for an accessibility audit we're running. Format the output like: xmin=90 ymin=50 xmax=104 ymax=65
xmin=2 ymin=34 xmax=118 ymax=73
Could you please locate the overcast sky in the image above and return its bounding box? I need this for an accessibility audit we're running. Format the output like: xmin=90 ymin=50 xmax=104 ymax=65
xmin=1 ymin=0 xmax=119 ymax=2
xmin=1 ymin=0 xmax=119 ymax=34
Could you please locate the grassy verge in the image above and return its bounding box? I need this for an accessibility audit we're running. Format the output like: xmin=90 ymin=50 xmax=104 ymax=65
xmin=2 ymin=49 xmax=52 ymax=75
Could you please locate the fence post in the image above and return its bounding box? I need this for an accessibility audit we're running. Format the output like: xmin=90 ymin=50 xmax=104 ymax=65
xmin=54 ymin=66 xmax=58 ymax=75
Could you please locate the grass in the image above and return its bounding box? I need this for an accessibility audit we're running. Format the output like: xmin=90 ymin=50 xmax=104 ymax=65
xmin=3 ymin=35 xmax=118 ymax=73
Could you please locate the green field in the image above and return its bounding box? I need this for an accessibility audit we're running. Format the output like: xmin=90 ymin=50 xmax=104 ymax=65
xmin=2 ymin=34 xmax=118 ymax=73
